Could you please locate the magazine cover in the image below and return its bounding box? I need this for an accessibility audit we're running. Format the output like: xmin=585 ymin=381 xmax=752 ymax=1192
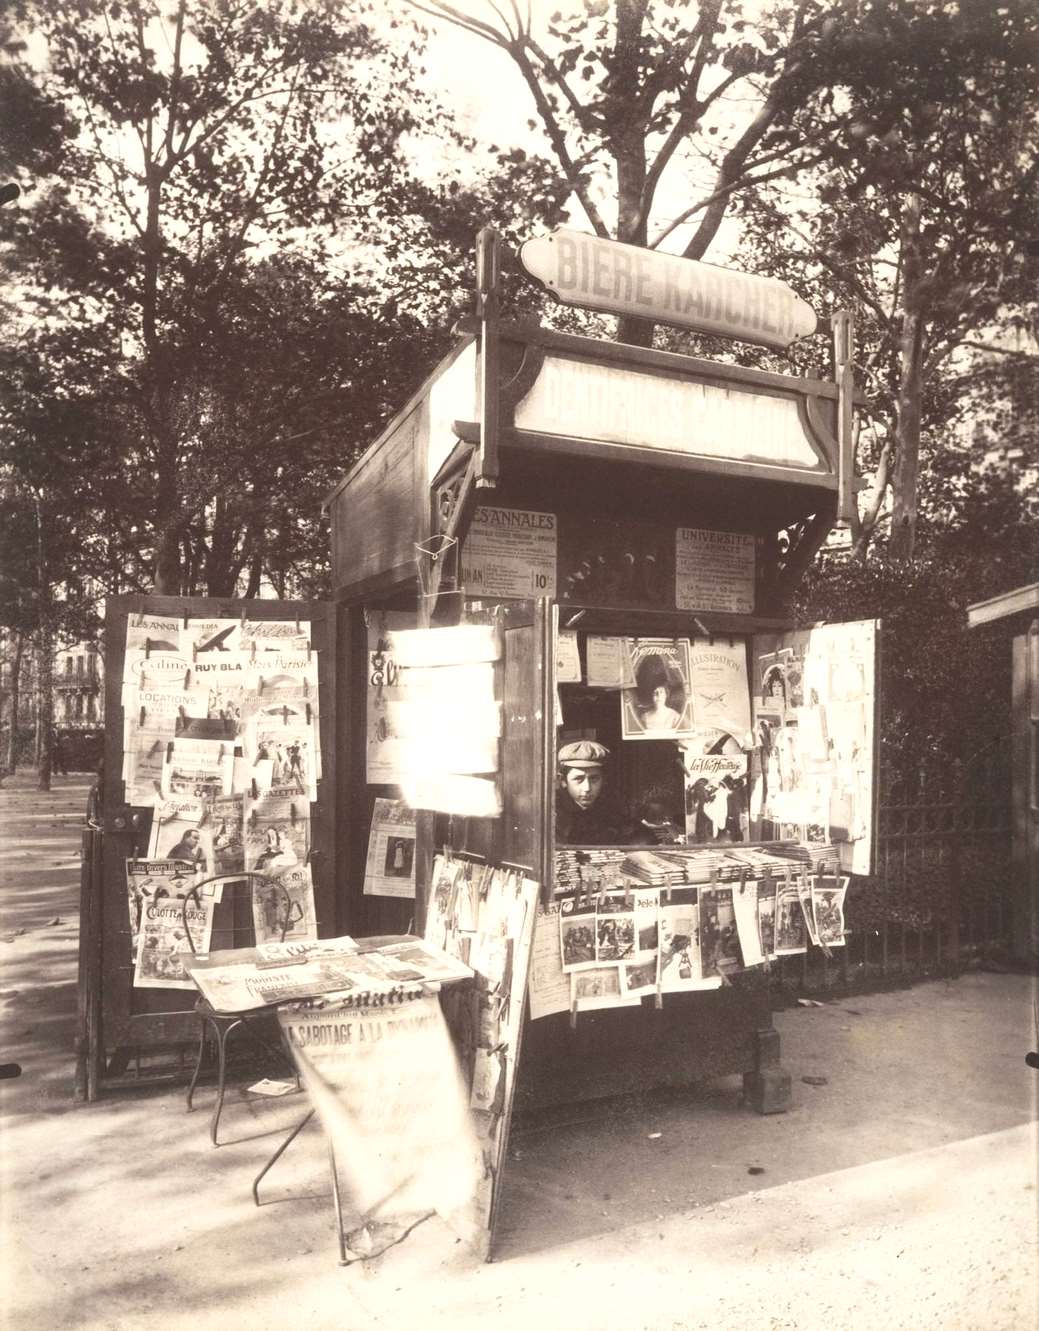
xmin=254 ymin=650 xmax=319 ymax=706
xmin=699 ymin=886 xmax=741 ymax=978
xmin=595 ymin=895 xmax=636 ymax=962
xmin=774 ymin=883 xmax=808 ymax=954
xmin=251 ymin=862 xmax=317 ymax=944
xmin=658 ymin=887 xmax=703 ymax=990
xmin=124 ymin=612 xmax=181 ymax=653
xmin=180 ymin=617 xmax=244 ymax=656
xmin=362 ymin=798 xmax=417 ymax=898
xmin=620 ymin=638 xmax=696 ymax=740
xmin=813 ymin=876 xmax=848 ymax=947
xmin=133 ymin=895 xmax=213 ymax=989
xmin=688 ymin=639 xmax=752 ymax=738
xmin=147 ymin=796 xmax=213 ymax=873
xmin=244 ymin=784 xmax=309 ymax=875
xmin=731 ymin=880 xmax=765 ymax=967
xmin=570 ymin=966 xmax=640 ymax=1010
xmin=621 ymin=955 xmax=659 ymax=996
xmin=684 ymin=751 xmax=749 ymax=844
xmin=559 ymin=901 xmax=597 ymax=970
xmin=757 ymin=880 xmax=778 ymax=959
xmin=249 ymin=703 xmax=316 ymax=797
xmin=240 ymin=618 xmax=311 ymax=654
xmin=124 ymin=858 xmax=199 ymax=955
xmin=205 ymin=794 xmax=244 ymax=874
xmin=161 ymin=737 xmax=234 ymax=800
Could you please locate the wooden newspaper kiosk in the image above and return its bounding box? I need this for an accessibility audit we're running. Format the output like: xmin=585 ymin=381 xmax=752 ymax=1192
xmin=326 ymin=229 xmax=878 ymax=1252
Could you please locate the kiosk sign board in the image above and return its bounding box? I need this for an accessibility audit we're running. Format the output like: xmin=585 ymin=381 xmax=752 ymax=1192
xmin=520 ymin=228 xmax=818 ymax=350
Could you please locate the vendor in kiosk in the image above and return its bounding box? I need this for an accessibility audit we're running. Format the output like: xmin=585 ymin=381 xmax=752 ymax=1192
xmin=555 ymin=740 xmax=629 ymax=846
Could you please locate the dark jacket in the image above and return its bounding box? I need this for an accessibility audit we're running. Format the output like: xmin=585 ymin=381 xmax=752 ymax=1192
xmin=555 ymin=796 xmax=628 ymax=846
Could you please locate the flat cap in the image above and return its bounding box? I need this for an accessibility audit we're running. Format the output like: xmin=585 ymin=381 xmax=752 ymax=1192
xmin=558 ymin=739 xmax=610 ymax=768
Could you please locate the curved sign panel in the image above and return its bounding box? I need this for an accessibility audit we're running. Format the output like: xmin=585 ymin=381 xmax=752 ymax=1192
xmin=513 ymin=355 xmax=826 ymax=471
xmin=520 ymin=228 xmax=817 ymax=350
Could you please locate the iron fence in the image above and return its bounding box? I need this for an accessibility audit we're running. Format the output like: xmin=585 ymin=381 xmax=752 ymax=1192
xmin=770 ymin=744 xmax=1014 ymax=999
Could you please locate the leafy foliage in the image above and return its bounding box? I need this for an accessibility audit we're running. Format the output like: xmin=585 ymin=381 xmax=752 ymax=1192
xmin=0 ymin=0 xmax=563 ymax=601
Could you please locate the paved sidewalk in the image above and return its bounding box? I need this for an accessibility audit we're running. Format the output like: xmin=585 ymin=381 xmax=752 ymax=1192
xmin=1 ymin=770 xmax=1036 ymax=1331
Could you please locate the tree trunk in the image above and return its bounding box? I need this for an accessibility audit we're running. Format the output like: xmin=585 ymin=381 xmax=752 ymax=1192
xmin=36 ymin=624 xmax=53 ymax=791
xmin=4 ymin=632 xmax=23 ymax=773
xmin=888 ymin=194 xmax=925 ymax=562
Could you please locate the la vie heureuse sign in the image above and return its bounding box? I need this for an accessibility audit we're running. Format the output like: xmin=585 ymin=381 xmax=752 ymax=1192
xmin=519 ymin=228 xmax=817 ymax=350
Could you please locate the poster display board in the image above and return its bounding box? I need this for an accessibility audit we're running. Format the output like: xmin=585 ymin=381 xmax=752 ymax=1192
xmin=752 ymin=620 xmax=878 ymax=875
xmin=116 ymin=611 xmax=324 ymax=989
xmin=424 ymin=854 xmax=539 ymax=1258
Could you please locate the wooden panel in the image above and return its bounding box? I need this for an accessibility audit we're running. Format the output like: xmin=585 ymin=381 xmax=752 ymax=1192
xmin=1010 ymin=629 xmax=1039 ymax=960
xmin=501 ymin=605 xmax=548 ymax=872
xmin=330 ymin=400 xmax=426 ymax=593
xmin=515 ymin=984 xmax=770 ymax=1113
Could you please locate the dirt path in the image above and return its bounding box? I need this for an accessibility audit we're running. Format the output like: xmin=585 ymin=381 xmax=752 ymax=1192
xmin=1 ymin=770 xmax=1035 ymax=1331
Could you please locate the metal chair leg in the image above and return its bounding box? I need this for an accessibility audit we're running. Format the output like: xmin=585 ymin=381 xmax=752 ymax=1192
xmin=328 ymin=1140 xmax=348 ymax=1264
xmin=185 ymin=1017 xmax=209 ymax=1113
xmin=252 ymin=1108 xmax=315 ymax=1206
xmin=210 ymin=1016 xmax=245 ymax=1146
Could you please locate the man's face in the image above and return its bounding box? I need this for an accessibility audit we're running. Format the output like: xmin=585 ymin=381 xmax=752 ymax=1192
xmin=185 ymin=830 xmax=200 ymax=848
xmin=564 ymin=766 xmax=603 ymax=810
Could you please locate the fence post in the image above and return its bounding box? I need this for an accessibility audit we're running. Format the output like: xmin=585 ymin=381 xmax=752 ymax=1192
xmin=946 ymin=758 xmax=963 ymax=968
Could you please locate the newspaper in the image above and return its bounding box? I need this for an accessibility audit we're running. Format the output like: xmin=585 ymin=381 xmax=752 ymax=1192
xmin=555 ymin=630 xmax=582 ymax=684
xmin=277 ymin=992 xmax=481 ymax=1225
xmin=240 ymin=618 xmax=311 ymax=654
xmin=188 ymin=940 xmax=470 ymax=1013
xmin=180 ymin=617 xmax=244 ymax=656
xmin=731 ymin=879 xmax=765 ymax=967
xmin=377 ymin=939 xmax=475 ymax=985
xmin=134 ymin=896 xmax=213 ymax=989
xmin=757 ymin=880 xmax=778 ymax=959
xmin=363 ymin=798 xmax=417 ymax=899
xmin=621 ymin=955 xmax=659 ymax=996
xmin=528 ymin=902 xmax=571 ymax=1020
xmin=254 ymin=935 xmax=357 ymax=964
xmin=585 ymin=636 xmax=636 ymax=688
xmin=365 ymin=609 xmax=416 ymax=783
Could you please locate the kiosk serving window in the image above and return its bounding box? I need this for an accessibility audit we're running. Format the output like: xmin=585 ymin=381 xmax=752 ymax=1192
xmin=552 ymin=619 xmax=876 ymax=873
